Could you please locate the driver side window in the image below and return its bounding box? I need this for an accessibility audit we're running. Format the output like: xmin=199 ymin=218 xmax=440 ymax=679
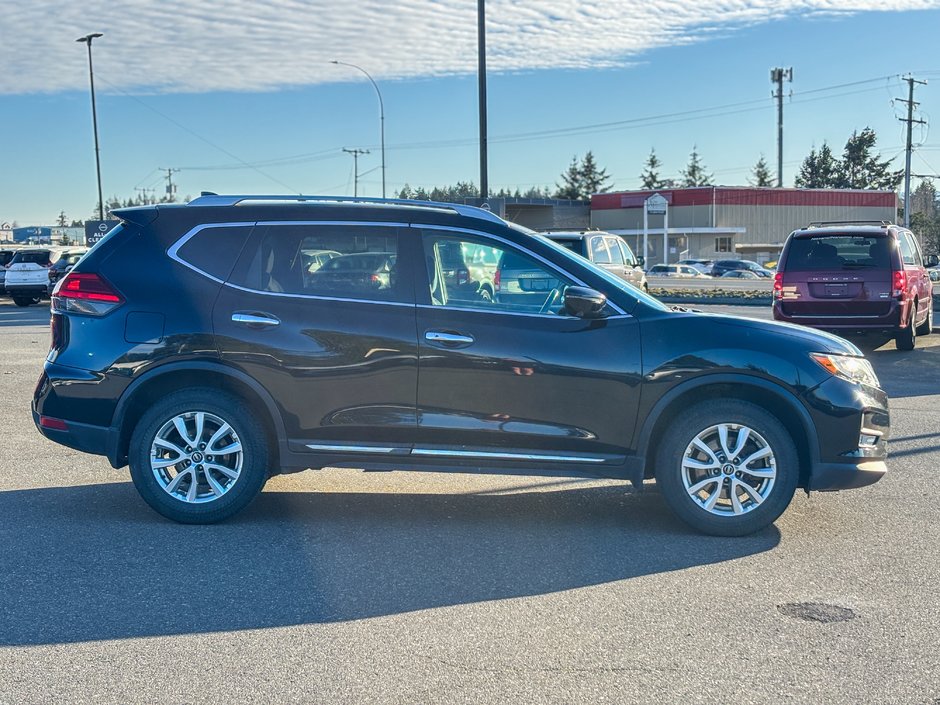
xmin=422 ymin=233 xmax=574 ymax=315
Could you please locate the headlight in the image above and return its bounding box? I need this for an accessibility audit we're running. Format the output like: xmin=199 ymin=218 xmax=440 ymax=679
xmin=811 ymin=353 xmax=880 ymax=388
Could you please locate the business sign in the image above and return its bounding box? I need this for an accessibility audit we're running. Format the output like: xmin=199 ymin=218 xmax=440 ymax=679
xmin=645 ymin=193 xmax=669 ymax=215
xmin=84 ymin=220 xmax=120 ymax=246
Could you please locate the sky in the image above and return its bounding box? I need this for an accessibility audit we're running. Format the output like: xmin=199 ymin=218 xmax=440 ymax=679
xmin=2 ymin=0 xmax=940 ymax=225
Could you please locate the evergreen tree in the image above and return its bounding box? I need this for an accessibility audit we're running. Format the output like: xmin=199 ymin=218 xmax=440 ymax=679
xmin=835 ymin=128 xmax=902 ymax=190
xmin=579 ymin=151 xmax=612 ymax=195
xmin=56 ymin=211 xmax=69 ymax=227
xmin=554 ymin=155 xmax=584 ymax=200
xmin=749 ymin=155 xmax=774 ymax=187
xmin=794 ymin=143 xmax=839 ymax=188
xmin=640 ymin=149 xmax=666 ymax=190
xmin=679 ymin=146 xmax=713 ymax=187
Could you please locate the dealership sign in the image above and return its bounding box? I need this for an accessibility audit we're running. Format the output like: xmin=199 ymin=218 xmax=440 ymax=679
xmin=84 ymin=220 xmax=120 ymax=246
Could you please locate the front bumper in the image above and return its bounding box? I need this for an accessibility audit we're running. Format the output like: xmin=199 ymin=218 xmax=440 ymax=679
xmin=803 ymin=376 xmax=889 ymax=491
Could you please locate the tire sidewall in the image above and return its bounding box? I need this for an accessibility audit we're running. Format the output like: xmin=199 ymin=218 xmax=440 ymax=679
xmin=128 ymin=389 xmax=269 ymax=523
xmin=655 ymin=400 xmax=799 ymax=536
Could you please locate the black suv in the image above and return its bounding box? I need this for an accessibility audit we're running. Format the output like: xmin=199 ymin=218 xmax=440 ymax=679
xmin=33 ymin=195 xmax=889 ymax=536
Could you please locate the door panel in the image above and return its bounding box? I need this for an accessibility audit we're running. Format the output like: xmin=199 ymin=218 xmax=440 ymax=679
xmin=416 ymin=230 xmax=643 ymax=457
xmin=212 ymin=223 xmax=418 ymax=444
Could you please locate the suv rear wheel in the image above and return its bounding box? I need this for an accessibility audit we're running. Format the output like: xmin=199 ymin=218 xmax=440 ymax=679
xmin=128 ymin=388 xmax=270 ymax=523
xmin=896 ymin=305 xmax=917 ymax=351
xmin=655 ymin=400 xmax=799 ymax=536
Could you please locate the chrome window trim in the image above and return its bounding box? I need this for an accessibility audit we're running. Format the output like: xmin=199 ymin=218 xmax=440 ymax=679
xmin=167 ymin=221 xmax=256 ymax=284
xmin=411 ymin=448 xmax=608 ymax=464
xmin=414 ymin=224 xmax=629 ymax=316
xmin=416 ymin=303 xmax=630 ymax=321
xmin=222 ymin=281 xmax=415 ymax=307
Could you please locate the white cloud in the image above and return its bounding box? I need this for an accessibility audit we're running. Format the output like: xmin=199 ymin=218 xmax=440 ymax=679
xmin=3 ymin=0 xmax=939 ymax=94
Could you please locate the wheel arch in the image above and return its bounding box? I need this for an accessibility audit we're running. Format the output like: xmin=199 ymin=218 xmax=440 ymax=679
xmin=108 ymin=361 xmax=285 ymax=470
xmin=638 ymin=374 xmax=818 ymax=486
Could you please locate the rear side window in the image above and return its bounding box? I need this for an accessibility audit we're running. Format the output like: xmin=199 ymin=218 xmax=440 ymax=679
xmin=590 ymin=237 xmax=611 ymax=264
xmin=605 ymin=237 xmax=625 ymax=265
xmin=175 ymin=225 xmax=254 ymax=282
xmin=784 ymin=235 xmax=894 ymax=271
xmin=235 ymin=224 xmax=404 ymax=302
xmin=899 ymin=232 xmax=921 ymax=266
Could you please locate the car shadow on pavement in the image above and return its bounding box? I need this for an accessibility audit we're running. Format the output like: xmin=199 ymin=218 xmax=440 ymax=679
xmin=0 ymin=481 xmax=779 ymax=646
xmin=864 ymin=344 xmax=940 ymax=398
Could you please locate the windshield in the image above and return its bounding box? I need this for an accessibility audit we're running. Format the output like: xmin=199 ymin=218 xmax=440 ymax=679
xmin=786 ymin=234 xmax=893 ymax=270
xmin=521 ymin=227 xmax=669 ymax=312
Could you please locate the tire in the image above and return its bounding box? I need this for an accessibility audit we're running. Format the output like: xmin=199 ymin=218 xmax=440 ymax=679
xmin=896 ymin=304 xmax=916 ymax=351
xmin=128 ymin=388 xmax=270 ymax=523
xmin=655 ymin=400 xmax=799 ymax=536
xmin=916 ymin=300 xmax=933 ymax=337
xmin=12 ymin=297 xmax=32 ymax=307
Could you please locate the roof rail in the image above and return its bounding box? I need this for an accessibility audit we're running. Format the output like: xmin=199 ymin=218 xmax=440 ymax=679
xmin=806 ymin=220 xmax=894 ymax=228
xmin=186 ymin=194 xmax=505 ymax=225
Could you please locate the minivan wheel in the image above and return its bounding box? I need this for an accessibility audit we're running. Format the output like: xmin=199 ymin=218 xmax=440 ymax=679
xmin=896 ymin=305 xmax=917 ymax=351
xmin=916 ymin=302 xmax=933 ymax=337
xmin=128 ymin=389 xmax=270 ymax=523
xmin=655 ymin=400 xmax=799 ymax=536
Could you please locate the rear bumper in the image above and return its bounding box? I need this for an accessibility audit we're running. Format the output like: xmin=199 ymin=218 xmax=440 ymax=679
xmin=773 ymin=300 xmax=904 ymax=334
xmin=5 ymin=284 xmax=48 ymax=297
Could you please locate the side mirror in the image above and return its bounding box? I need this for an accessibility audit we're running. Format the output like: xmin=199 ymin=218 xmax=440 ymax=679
xmin=564 ymin=286 xmax=607 ymax=318
xmin=925 ymin=254 xmax=939 ymax=268
xmin=636 ymin=255 xmax=645 ymax=268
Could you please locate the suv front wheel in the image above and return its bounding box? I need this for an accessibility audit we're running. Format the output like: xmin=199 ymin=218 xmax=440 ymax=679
xmin=655 ymin=400 xmax=799 ymax=536
xmin=128 ymin=389 xmax=270 ymax=523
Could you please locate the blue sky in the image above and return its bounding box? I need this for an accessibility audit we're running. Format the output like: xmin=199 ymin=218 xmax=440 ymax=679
xmin=2 ymin=0 xmax=940 ymax=225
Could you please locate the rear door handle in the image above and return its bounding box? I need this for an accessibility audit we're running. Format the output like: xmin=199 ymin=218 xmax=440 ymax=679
xmin=232 ymin=312 xmax=280 ymax=328
xmin=425 ymin=330 xmax=474 ymax=347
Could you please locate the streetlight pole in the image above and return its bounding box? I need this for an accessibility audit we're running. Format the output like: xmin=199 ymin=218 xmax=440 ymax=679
xmin=331 ymin=60 xmax=385 ymax=198
xmin=77 ymin=32 xmax=105 ymax=221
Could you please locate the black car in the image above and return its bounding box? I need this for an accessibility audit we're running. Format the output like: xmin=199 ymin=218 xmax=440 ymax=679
xmin=33 ymin=195 xmax=889 ymax=536
xmin=710 ymin=259 xmax=770 ymax=277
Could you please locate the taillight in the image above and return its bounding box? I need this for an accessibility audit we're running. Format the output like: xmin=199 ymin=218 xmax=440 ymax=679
xmin=494 ymin=269 xmax=501 ymax=292
xmin=773 ymin=272 xmax=784 ymax=299
xmin=52 ymin=272 xmax=124 ymax=315
xmin=892 ymin=270 xmax=906 ymax=299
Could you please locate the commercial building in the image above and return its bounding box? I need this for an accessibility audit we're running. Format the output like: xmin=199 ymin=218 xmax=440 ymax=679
xmin=591 ymin=187 xmax=898 ymax=266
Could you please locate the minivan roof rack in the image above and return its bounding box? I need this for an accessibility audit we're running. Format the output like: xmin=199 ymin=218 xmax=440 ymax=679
xmin=806 ymin=220 xmax=894 ymax=228
xmin=186 ymin=194 xmax=506 ymax=225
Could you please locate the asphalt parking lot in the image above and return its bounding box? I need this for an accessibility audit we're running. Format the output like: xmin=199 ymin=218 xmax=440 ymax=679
xmin=1 ymin=301 xmax=939 ymax=705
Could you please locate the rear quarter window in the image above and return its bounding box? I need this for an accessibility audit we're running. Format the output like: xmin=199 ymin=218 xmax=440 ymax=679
xmin=175 ymin=225 xmax=254 ymax=282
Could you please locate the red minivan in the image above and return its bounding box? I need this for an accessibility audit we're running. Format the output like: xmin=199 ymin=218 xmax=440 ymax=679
xmin=773 ymin=222 xmax=938 ymax=350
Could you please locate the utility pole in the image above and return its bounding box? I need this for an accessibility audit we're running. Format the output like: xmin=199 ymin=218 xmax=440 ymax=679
xmin=134 ymin=187 xmax=156 ymax=203
xmin=159 ymin=168 xmax=180 ymax=202
xmin=897 ymin=74 xmax=928 ymax=227
xmin=77 ymin=32 xmax=105 ymax=220
xmin=770 ymin=67 xmax=793 ymax=188
xmin=343 ymin=148 xmax=370 ymax=197
xmin=477 ymin=0 xmax=488 ymax=200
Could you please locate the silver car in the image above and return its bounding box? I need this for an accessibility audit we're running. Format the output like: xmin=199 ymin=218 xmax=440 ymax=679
xmin=542 ymin=231 xmax=648 ymax=293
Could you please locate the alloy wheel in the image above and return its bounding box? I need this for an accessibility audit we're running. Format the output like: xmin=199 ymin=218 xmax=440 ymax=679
xmin=150 ymin=411 xmax=243 ymax=503
xmin=681 ymin=423 xmax=777 ymax=516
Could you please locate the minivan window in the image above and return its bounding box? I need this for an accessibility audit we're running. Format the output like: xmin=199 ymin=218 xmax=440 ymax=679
xmin=238 ymin=224 xmax=403 ymax=301
xmin=785 ymin=235 xmax=894 ymax=271
xmin=900 ymin=232 xmax=920 ymax=266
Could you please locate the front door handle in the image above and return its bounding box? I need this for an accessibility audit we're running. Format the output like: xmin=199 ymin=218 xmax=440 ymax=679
xmin=425 ymin=330 xmax=474 ymax=347
xmin=232 ymin=312 xmax=280 ymax=328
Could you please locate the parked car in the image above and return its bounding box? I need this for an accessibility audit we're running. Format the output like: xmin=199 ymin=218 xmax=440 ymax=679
xmin=4 ymin=248 xmax=52 ymax=306
xmin=542 ymin=231 xmax=648 ymax=292
xmin=47 ymin=250 xmax=88 ymax=294
xmin=772 ymin=222 xmax=938 ymax=350
xmin=678 ymin=259 xmax=714 ymax=275
xmin=647 ymin=264 xmax=709 ymax=278
xmin=0 ymin=249 xmax=16 ymax=294
xmin=34 ymin=194 xmax=889 ymax=536
xmin=720 ymin=269 xmax=761 ymax=279
xmin=710 ymin=259 xmax=768 ymax=277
